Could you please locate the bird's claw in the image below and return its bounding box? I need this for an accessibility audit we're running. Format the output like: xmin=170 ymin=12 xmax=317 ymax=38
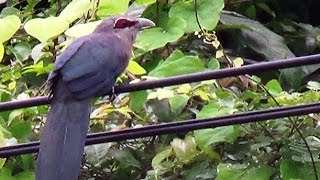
xmin=109 ymin=86 xmax=116 ymax=102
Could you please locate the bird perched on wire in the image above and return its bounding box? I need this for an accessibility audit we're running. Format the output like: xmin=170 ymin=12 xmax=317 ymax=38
xmin=36 ymin=14 xmax=155 ymax=180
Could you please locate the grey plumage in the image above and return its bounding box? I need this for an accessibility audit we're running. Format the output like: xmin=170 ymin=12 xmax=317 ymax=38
xmin=36 ymin=15 xmax=154 ymax=180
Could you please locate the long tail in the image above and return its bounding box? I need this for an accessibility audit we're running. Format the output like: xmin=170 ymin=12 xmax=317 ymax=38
xmin=36 ymin=81 xmax=91 ymax=180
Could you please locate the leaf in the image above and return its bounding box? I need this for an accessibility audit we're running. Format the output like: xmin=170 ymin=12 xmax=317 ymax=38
xmin=149 ymin=55 xmax=205 ymax=77
xmin=280 ymin=159 xmax=320 ymax=180
xmin=0 ymin=15 xmax=21 ymax=43
xmin=9 ymin=121 xmax=32 ymax=140
xmin=0 ymin=43 xmax=3 ymax=62
xmin=59 ymin=0 xmax=92 ymax=24
xmin=127 ymin=60 xmax=146 ymax=75
xmin=8 ymin=109 xmax=23 ymax=125
xmin=0 ymin=7 xmax=20 ymax=17
xmin=129 ymin=90 xmax=148 ymax=112
xmin=22 ymin=61 xmax=54 ymax=75
xmin=183 ymin=161 xmax=215 ymax=180
xmin=10 ymin=42 xmax=31 ymax=61
xmin=171 ymin=136 xmax=199 ymax=163
xmin=97 ymin=0 xmax=130 ymax=17
xmin=24 ymin=17 xmax=69 ymax=43
xmin=135 ymin=17 xmax=186 ymax=51
xmin=30 ymin=42 xmax=51 ymax=63
xmin=307 ymin=81 xmax=320 ymax=90
xmin=197 ymin=101 xmax=237 ymax=119
xmin=135 ymin=0 xmax=156 ymax=5
xmin=0 ymin=131 xmax=6 ymax=168
xmin=219 ymin=11 xmax=306 ymax=88
xmin=110 ymin=148 xmax=141 ymax=169
xmin=147 ymin=89 xmax=175 ymax=100
xmin=169 ymin=0 xmax=224 ymax=33
xmin=84 ymin=143 xmax=112 ymax=165
xmin=208 ymin=58 xmax=220 ymax=70
xmin=233 ymin=57 xmax=244 ymax=67
xmin=220 ymin=11 xmax=294 ymax=60
xmin=169 ymin=94 xmax=189 ymax=113
xmin=217 ymin=163 xmax=274 ymax=180
xmin=152 ymin=147 xmax=173 ymax=168
xmin=0 ymin=168 xmax=12 ymax=179
xmin=14 ymin=171 xmax=35 ymax=180
xmin=8 ymin=81 xmax=16 ymax=91
xmin=265 ymin=79 xmax=282 ymax=95
xmin=194 ymin=126 xmax=242 ymax=149
xmin=64 ymin=20 xmax=102 ymax=38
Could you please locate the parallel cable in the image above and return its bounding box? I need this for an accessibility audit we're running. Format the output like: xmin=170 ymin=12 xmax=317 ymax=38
xmin=0 ymin=102 xmax=319 ymax=157
xmin=0 ymin=54 xmax=320 ymax=112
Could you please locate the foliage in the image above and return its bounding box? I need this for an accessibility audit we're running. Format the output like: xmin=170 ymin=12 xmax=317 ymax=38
xmin=0 ymin=0 xmax=319 ymax=179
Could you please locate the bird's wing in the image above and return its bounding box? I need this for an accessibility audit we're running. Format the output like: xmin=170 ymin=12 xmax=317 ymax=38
xmin=52 ymin=34 xmax=129 ymax=99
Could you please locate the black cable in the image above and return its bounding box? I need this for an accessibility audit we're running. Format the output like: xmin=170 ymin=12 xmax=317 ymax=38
xmin=0 ymin=102 xmax=319 ymax=158
xmin=1 ymin=54 xmax=320 ymax=112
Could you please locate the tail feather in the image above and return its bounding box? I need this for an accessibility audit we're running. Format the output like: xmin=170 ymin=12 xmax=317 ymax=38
xmin=36 ymin=81 xmax=91 ymax=180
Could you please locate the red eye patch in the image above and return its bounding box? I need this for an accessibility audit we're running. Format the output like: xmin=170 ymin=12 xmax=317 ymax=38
xmin=114 ymin=18 xmax=137 ymax=29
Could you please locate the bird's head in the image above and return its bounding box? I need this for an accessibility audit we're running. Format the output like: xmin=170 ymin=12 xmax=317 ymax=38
xmin=93 ymin=15 xmax=155 ymax=38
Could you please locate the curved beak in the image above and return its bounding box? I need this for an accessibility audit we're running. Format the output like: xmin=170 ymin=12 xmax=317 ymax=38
xmin=137 ymin=18 xmax=155 ymax=29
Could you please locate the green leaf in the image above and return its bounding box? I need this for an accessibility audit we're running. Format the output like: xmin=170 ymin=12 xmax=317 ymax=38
xmin=265 ymin=79 xmax=282 ymax=95
xmin=22 ymin=61 xmax=54 ymax=75
xmin=30 ymin=42 xmax=53 ymax=63
xmin=280 ymin=159 xmax=320 ymax=180
xmin=208 ymin=58 xmax=220 ymax=70
xmin=0 ymin=131 xmax=6 ymax=169
xmin=0 ymin=7 xmax=20 ymax=17
xmin=64 ymin=20 xmax=102 ymax=38
xmin=97 ymin=0 xmax=130 ymax=17
xmin=197 ymin=101 xmax=237 ymax=119
xmin=152 ymin=147 xmax=173 ymax=168
xmin=20 ymin=155 xmax=34 ymax=171
xmin=9 ymin=121 xmax=32 ymax=140
xmin=8 ymin=81 xmax=16 ymax=91
xmin=194 ymin=126 xmax=242 ymax=149
xmin=169 ymin=0 xmax=224 ymax=33
xmin=169 ymin=94 xmax=189 ymax=113
xmin=183 ymin=161 xmax=215 ymax=180
xmin=135 ymin=0 xmax=156 ymax=5
xmin=129 ymin=90 xmax=148 ymax=112
xmin=171 ymin=136 xmax=199 ymax=164
xmin=14 ymin=171 xmax=35 ymax=180
xmin=219 ymin=11 xmax=305 ymax=88
xmin=256 ymin=3 xmax=275 ymax=17
xmin=217 ymin=163 xmax=274 ymax=180
xmin=149 ymin=52 xmax=205 ymax=77
xmin=11 ymin=42 xmax=31 ymax=61
xmin=8 ymin=109 xmax=23 ymax=125
xmin=220 ymin=11 xmax=295 ymax=60
xmin=24 ymin=17 xmax=69 ymax=43
xmin=59 ymin=0 xmax=92 ymax=24
xmin=135 ymin=17 xmax=186 ymax=51
xmin=110 ymin=148 xmax=141 ymax=169
xmin=0 ymin=43 xmax=3 ymax=62
xmin=0 ymin=168 xmax=13 ymax=179
xmin=0 ymin=15 xmax=21 ymax=43
xmin=127 ymin=60 xmax=146 ymax=75
xmin=84 ymin=143 xmax=112 ymax=165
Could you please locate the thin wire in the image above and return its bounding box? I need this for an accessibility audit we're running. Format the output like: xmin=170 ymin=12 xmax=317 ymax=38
xmin=1 ymin=54 xmax=320 ymax=112
xmin=0 ymin=102 xmax=319 ymax=157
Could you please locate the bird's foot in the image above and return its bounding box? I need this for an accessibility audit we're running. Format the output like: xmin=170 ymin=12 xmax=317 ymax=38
xmin=109 ymin=86 xmax=117 ymax=102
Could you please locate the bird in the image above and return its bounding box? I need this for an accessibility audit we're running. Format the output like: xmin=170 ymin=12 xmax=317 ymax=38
xmin=36 ymin=15 xmax=155 ymax=180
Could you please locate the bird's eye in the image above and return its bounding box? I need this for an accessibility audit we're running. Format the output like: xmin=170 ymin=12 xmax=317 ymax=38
xmin=114 ymin=18 xmax=137 ymax=29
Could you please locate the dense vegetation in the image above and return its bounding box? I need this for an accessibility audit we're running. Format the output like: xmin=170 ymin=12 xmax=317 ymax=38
xmin=0 ymin=0 xmax=320 ymax=179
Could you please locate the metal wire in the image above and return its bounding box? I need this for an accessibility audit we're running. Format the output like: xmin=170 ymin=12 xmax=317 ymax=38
xmin=1 ymin=54 xmax=320 ymax=112
xmin=0 ymin=102 xmax=319 ymax=157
